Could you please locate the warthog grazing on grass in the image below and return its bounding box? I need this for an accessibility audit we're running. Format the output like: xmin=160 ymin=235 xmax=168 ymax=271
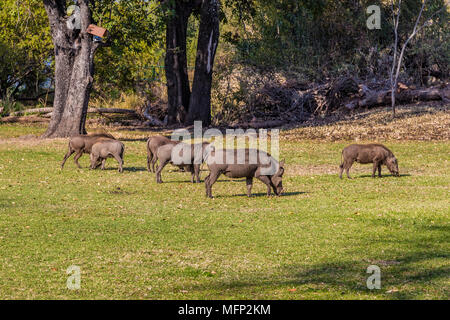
xmin=90 ymin=140 xmax=125 ymax=173
xmin=155 ymin=142 xmax=213 ymax=183
xmin=339 ymin=143 xmax=399 ymax=179
xmin=61 ymin=133 xmax=115 ymax=169
xmin=205 ymin=149 xmax=285 ymax=198
xmin=146 ymin=135 xmax=180 ymax=172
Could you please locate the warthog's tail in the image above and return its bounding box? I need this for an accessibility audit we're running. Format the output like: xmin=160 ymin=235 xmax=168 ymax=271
xmin=146 ymin=138 xmax=152 ymax=171
xmin=339 ymin=151 xmax=344 ymax=169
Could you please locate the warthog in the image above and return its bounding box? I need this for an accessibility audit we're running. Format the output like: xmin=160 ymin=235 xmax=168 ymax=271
xmin=146 ymin=135 xmax=180 ymax=172
xmin=155 ymin=142 xmax=213 ymax=183
xmin=90 ymin=140 xmax=125 ymax=173
xmin=339 ymin=143 xmax=399 ymax=179
xmin=205 ymin=149 xmax=285 ymax=198
xmin=61 ymin=133 xmax=115 ymax=169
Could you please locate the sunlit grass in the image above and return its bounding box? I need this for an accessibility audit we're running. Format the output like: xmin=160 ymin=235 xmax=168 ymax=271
xmin=0 ymin=124 xmax=448 ymax=299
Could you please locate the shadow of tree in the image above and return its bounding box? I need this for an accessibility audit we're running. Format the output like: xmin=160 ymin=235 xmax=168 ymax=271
xmin=170 ymin=221 xmax=449 ymax=299
xmin=174 ymin=249 xmax=448 ymax=299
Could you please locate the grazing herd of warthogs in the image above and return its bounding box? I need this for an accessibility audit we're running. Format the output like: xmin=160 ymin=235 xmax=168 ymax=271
xmin=61 ymin=133 xmax=400 ymax=198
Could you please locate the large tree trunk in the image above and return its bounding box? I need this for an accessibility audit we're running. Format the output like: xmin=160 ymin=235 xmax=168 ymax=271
xmin=164 ymin=1 xmax=193 ymax=125
xmin=42 ymin=0 xmax=99 ymax=138
xmin=185 ymin=0 xmax=220 ymax=126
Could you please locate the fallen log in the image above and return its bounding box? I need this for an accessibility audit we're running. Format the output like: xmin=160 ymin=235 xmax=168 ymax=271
xmin=357 ymin=86 xmax=448 ymax=108
xmin=142 ymin=104 xmax=164 ymax=126
xmin=12 ymin=107 xmax=138 ymax=116
xmin=12 ymin=107 xmax=53 ymax=115
xmin=0 ymin=115 xmax=50 ymax=123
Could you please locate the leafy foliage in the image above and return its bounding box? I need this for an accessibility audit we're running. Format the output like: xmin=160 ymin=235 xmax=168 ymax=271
xmin=220 ymin=0 xmax=449 ymax=80
xmin=0 ymin=0 xmax=52 ymax=100
xmin=92 ymin=0 xmax=166 ymax=97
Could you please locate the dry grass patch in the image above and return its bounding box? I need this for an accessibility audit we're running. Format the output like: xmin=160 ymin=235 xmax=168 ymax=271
xmin=283 ymin=103 xmax=450 ymax=141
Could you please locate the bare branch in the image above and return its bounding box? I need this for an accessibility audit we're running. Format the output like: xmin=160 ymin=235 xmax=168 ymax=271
xmin=389 ymin=0 xmax=446 ymax=117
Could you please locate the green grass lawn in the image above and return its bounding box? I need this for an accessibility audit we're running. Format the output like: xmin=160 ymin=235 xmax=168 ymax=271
xmin=0 ymin=123 xmax=448 ymax=299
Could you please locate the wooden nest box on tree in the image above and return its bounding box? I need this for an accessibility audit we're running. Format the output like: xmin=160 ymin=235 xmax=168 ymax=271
xmin=86 ymin=24 xmax=108 ymax=39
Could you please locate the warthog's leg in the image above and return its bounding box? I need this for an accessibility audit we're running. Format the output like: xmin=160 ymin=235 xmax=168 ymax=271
xmin=246 ymin=177 xmax=253 ymax=197
xmin=255 ymin=175 xmax=274 ymax=196
xmin=206 ymin=171 xmax=221 ymax=198
xmin=156 ymin=159 xmax=169 ymax=183
xmin=90 ymin=154 xmax=99 ymax=170
xmin=339 ymin=163 xmax=344 ymax=179
xmin=113 ymin=154 xmax=123 ymax=173
xmin=378 ymin=164 xmax=382 ymax=177
xmin=204 ymin=173 xmax=211 ymax=197
xmin=147 ymin=149 xmax=153 ymax=172
xmin=344 ymin=160 xmax=353 ymax=179
xmin=372 ymin=160 xmax=381 ymax=178
xmin=151 ymin=156 xmax=158 ymax=173
xmin=61 ymin=144 xmax=75 ymax=169
xmin=73 ymin=152 xmax=83 ymax=169
xmin=100 ymin=158 xmax=106 ymax=170
xmin=93 ymin=158 xmax=102 ymax=169
xmin=194 ymin=164 xmax=201 ymax=183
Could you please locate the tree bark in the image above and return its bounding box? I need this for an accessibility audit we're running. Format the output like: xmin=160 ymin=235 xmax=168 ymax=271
xmin=42 ymin=0 xmax=99 ymax=138
xmin=164 ymin=0 xmax=193 ymax=124
xmin=185 ymin=0 xmax=220 ymax=126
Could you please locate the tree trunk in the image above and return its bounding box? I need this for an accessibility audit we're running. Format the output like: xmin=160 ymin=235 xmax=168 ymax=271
xmin=42 ymin=0 xmax=98 ymax=138
xmin=164 ymin=1 xmax=193 ymax=125
xmin=185 ymin=0 xmax=220 ymax=126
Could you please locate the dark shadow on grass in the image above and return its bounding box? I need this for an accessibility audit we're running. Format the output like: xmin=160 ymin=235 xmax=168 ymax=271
xmin=118 ymin=137 xmax=147 ymax=142
xmin=158 ymin=180 xmax=201 ymax=184
xmin=174 ymin=250 xmax=449 ymax=299
xmin=123 ymin=167 xmax=147 ymax=172
xmin=97 ymin=166 xmax=147 ymax=172
xmin=170 ymin=219 xmax=449 ymax=299
xmin=356 ymin=173 xmax=410 ymax=178
xmin=160 ymin=179 xmax=232 ymax=184
xmin=215 ymin=191 xmax=306 ymax=198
